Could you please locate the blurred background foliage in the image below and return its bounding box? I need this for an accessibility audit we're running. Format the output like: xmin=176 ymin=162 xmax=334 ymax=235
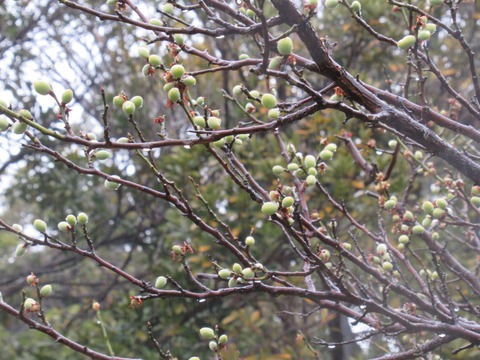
xmin=1 ymin=0 xmax=479 ymax=359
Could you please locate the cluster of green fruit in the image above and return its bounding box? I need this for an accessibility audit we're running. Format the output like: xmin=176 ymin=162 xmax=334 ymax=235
xmin=375 ymin=243 xmax=395 ymax=272
xmin=113 ymin=93 xmax=144 ymax=115
xmin=198 ymin=327 xmax=228 ymax=353
xmin=397 ymin=17 xmax=437 ymax=50
xmin=56 ymin=212 xmax=89 ymax=233
xmin=217 ymin=261 xmax=265 ymax=286
xmin=470 ymin=186 xmax=480 ymax=208
xmin=232 ymin=85 xmax=280 ymax=119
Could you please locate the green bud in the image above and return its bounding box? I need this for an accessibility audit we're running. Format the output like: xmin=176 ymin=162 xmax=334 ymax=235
xmin=193 ymin=116 xmax=206 ymax=128
xmin=66 ymin=214 xmax=77 ymax=226
xmin=242 ymin=267 xmax=255 ymax=279
xmin=376 ymin=243 xmax=387 ymax=256
xmin=384 ymin=200 xmax=397 ymax=210
xmin=122 ymin=101 xmax=136 ymax=115
xmin=306 ymin=175 xmax=316 ymax=186
xmin=277 ymin=37 xmax=293 ymax=56
xmin=282 ymin=196 xmax=294 ymax=208
xmin=155 ymin=276 xmax=167 ymax=288
xmin=57 ymin=221 xmax=70 ymax=232
xmin=171 ymin=64 xmax=185 ymax=79
xmin=207 ymin=117 xmax=221 ymax=129
xmin=95 ymin=150 xmax=112 ymax=161
xmin=168 ymin=88 xmax=181 ymax=103
xmin=239 ymin=53 xmax=249 ymax=60
xmin=398 ymin=235 xmax=409 ymax=244
xmin=131 ymin=96 xmax=144 ymax=109
xmin=287 ymin=163 xmax=299 ymax=171
xmin=422 ymin=216 xmax=432 ymax=228
xmin=319 ymin=149 xmax=333 ymax=161
xmin=351 ymin=1 xmax=361 ymax=12
xmin=162 ymin=3 xmax=174 ymax=14
xmin=77 ymin=212 xmax=89 ymax=225
xmin=40 ymin=284 xmax=53 ymax=297
xmin=272 ymin=165 xmax=284 ymax=176
xmin=113 ymin=96 xmax=125 ymax=107
xmin=304 ymin=155 xmax=316 ymax=169
xmin=33 ymin=80 xmax=51 ymax=95
xmin=218 ymin=269 xmax=231 ymax=279
xmin=261 ymin=93 xmax=277 ymax=109
xmin=148 ymin=54 xmax=162 ymax=67
xmin=436 ymin=198 xmax=447 ymax=210
xmin=0 ymin=117 xmax=9 ymax=131
xmin=397 ymin=35 xmax=416 ymax=50
xmin=104 ymin=175 xmax=121 ymax=190
xmin=218 ymin=334 xmax=228 ymax=344
xmin=261 ymin=201 xmax=279 ymax=215
xmin=245 ymin=236 xmax=255 ymax=246
xmin=12 ymin=224 xmax=23 ymax=232
xmin=182 ymin=76 xmax=196 ymax=87
xmin=268 ymin=56 xmax=283 ymax=70
xmin=424 ymin=23 xmax=437 ymax=34
xmin=232 ymin=263 xmax=242 ymax=273
xmin=149 ymin=18 xmax=162 ymax=26
xmin=388 ymin=140 xmax=398 ymax=149
xmin=325 ymin=143 xmax=337 ymax=152
xmin=15 ymin=244 xmax=27 ymax=257
xmin=412 ymin=225 xmax=425 ymax=235
xmin=418 ymin=30 xmax=431 ymax=41
xmin=232 ymin=85 xmax=243 ymax=96
xmin=61 ymin=89 xmax=73 ymax=104
xmin=471 ymin=196 xmax=480 ymax=207
xmin=199 ymin=327 xmax=215 ymax=340
xmin=138 ymin=46 xmax=150 ymax=58
xmin=209 ymin=341 xmax=218 ymax=351
xmin=172 ymin=245 xmax=182 ymax=254
xmin=228 ymin=277 xmax=237 ymax=287
xmin=34 ymin=219 xmax=47 ymax=233
xmin=432 ymin=208 xmax=445 ymax=219
xmin=325 ymin=0 xmax=339 ymax=9
xmin=24 ymin=298 xmax=37 ymax=310
xmin=268 ymin=108 xmax=280 ymax=119
xmin=422 ymin=201 xmax=434 ymax=214
xmin=382 ymin=261 xmax=393 ymax=272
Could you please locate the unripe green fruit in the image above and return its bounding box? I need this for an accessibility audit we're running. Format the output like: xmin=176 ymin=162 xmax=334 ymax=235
xmin=306 ymin=174 xmax=316 ymax=186
xmin=304 ymin=154 xmax=316 ymax=169
xmin=148 ymin=54 xmax=162 ymax=67
xmin=207 ymin=116 xmax=221 ymax=129
xmin=66 ymin=214 xmax=77 ymax=226
xmin=162 ymin=3 xmax=174 ymax=14
xmin=33 ymin=80 xmax=51 ymax=95
xmin=155 ymin=276 xmax=167 ymax=288
xmin=382 ymin=261 xmax=393 ymax=272
xmin=261 ymin=201 xmax=279 ymax=215
xmin=40 ymin=284 xmax=53 ymax=297
xmin=12 ymin=122 xmax=28 ymax=134
xmin=0 ymin=117 xmax=9 ymax=131
xmin=77 ymin=212 xmax=89 ymax=225
xmin=149 ymin=18 xmax=162 ymax=26
xmin=104 ymin=175 xmax=121 ymax=190
xmin=429 ymin=0 xmax=443 ymax=5
xmin=19 ymin=109 xmax=33 ymax=119
xmin=138 ymin=46 xmax=150 ymax=58
xmin=199 ymin=327 xmax=215 ymax=340
xmin=432 ymin=208 xmax=445 ymax=219
xmin=172 ymin=34 xmax=184 ymax=46
xmin=116 ymin=137 xmax=129 ymax=144
xmin=330 ymin=94 xmax=342 ymax=101
xmin=422 ymin=216 xmax=432 ymax=228
xmin=268 ymin=56 xmax=283 ymax=70
xmin=412 ymin=225 xmax=425 ymax=235
xmin=0 ymin=98 xmax=9 ymax=107
xmin=163 ymin=82 xmax=175 ymax=92
xmin=209 ymin=341 xmax=218 ymax=351
xmin=242 ymin=267 xmax=255 ymax=279
xmin=436 ymin=198 xmax=447 ymax=209
xmin=142 ymin=64 xmax=152 ymax=76
xmin=268 ymin=108 xmax=280 ymax=119
xmin=319 ymin=149 xmax=333 ymax=161
xmin=193 ymin=116 xmax=206 ymax=128
xmin=422 ymin=201 xmax=434 ymax=214
xmin=384 ymin=200 xmax=397 ymax=210
xmin=131 ymin=96 xmax=143 ymax=109
xmin=95 ymin=150 xmax=112 ymax=161
xmin=218 ymin=334 xmax=228 ymax=344
xmin=232 ymin=85 xmax=243 ymax=96
xmin=245 ymin=236 xmax=255 ymax=246
xmin=308 ymin=167 xmax=318 ymax=176
xmin=61 ymin=89 xmax=73 ymax=104
xmin=388 ymin=140 xmax=397 ymax=149
xmin=195 ymin=97 xmax=204 ymax=106
xmin=287 ymin=163 xmax=299 ymax=171
xmin=277 ymin=37 xmax=293 ymax=56
xmin=213 ymin=138 xmax=225 ymax=147
xmin=86 ymin=133 xmax=97 ymax=141
xmin=113 ymin=95 xmax=125 ymax=107
xmin=376 ymin=243 xmax=387 ymax=256
xmin=57 ymin=221 xmax=70 ymax=232
xmin=168 ymin=87 xmax=181 ymax=103
xmin=13 ymin=224 xmax=23 ymax=232
xmin=432 ymin=232 xmax=439 ymax=241
xmin=122 ymin=101 xmax=136 ymax=115
xmin=418 ymin=30 xmax=431 ymax=41
xmin=232 ymin=263 xmax=242 ymax=273
xmin=245 ymin=102 xmax=255 ymax=113
xmin=15 ymin=244 xmax=27 ymax=257
xmin=249 ymin=90 xmax=259 ymax=99
xmin=211 ymin=109 xmax=220 ymax=117
xmin=282 ymin=196 xmax=295 ymax=208
xmin=397 ymin=35 xmax=416 ymax=50
xmin=272 ymin=165 xmax=284 ymax=176
xmin=397 ymin=243 xmax=405 ymax=251
xmin=414 ymin=150 xmax=423 ymax=160
xmin=398 ymin=235 xmax=409 ymax=244
xmin=351 ymin=0 xmax=361 ymax=12
xmin=34 ymin=219 xmax=47 ymax=233
xmin=403 ymin=211 xmax=414 ymax=222
xmin=24 ymin=298 xmax=36 ymax=310
xmin=182 ymin=76 xmax=196 ymax=87
xmin=325 ymin=143 xmax=337 ymax=153
xmin=324 ymin=0 xmax=339 ymax=9
xmin=424 ymin=23 xmax=437 ymax=34
xmin=239 ymin=53 xmax=249 ymax=60
xmin=172 ymin=245 xmax=182 ymax=254
xmin=246 ymin=9 xmax=255 ymax=18
xmin=471 ymin=196 xmax=480 ymax=207
xmin=228 ymin=277 xmax=237 ymax=287
xmin=171 ymin=64 xmax=185 ymax=79
xmin=218 ymin=269 xmax=231 ymax=279
xmin=472 ymin=186 xmax=480 ymax=196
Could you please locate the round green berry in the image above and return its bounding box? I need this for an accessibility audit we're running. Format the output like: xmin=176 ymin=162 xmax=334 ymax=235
xmin=182 ymin=76 xmax=196 ymax=87
xmin=268 ymin=56 xmax=283 ymax=70
xmin=242 ymin=267 xmax=255 ymax=279
xmin=171 ymin=64 xmax=185 ymax=79
xmin=218 ymin=334 xmax=228 ymax=344
xmin=95 ymin=150 xmax=112 ymax=161
xmin=218 ymin=269 xmax=231 ymax=279
xmin=149 ymin=18 xmax=162 ymax=26
xmin=421 ymin=201 xmax=434 ymax=214
xmin=432 ymin=208 xmax=445 ymax=219
xmin=131 ymin=96 xmax=144 ymax=109
xmin=232 ymin=85 xmax=243 ymax=96
xmin=61 ymin=89 xmax=73 ymax=104
xmin=199 ymin=327 xmax=215 ymax=340
xmin=306 ymin=174 xmax=316 ymax=186
xmin=33 ymin=80 xmax=51 ymax=95
xmin=245 ymin=236 xmax=255 ymax=246
xmin=384 ymin=200 xmax=397 ymax=210
xmin=40 ymin=284 xmax=53 ymax=297
xmin=162 ymin=2 xmax=174 ymax=14
xmin=77 ymin=212 xmax=89 ymax=225
xmin=319 ymin=149 xmax=333 ymax=161
xmin=282 ymin=196 xmax=294 ymax=208
xmin=261 ymin=201 xmax=278 ymax=215
xmin=272 ymin=165 xmax=284 ymax=176
xmin=148 ymin=54 xmax=162 ymax=67
xmin=155 ymin=276 xmax=167 ymax=288
xmin=122 ymin=101 xmax=136 ymax=115
xmin=34 ymin=219 xmax=47 ymax=233
xmin=412 ymin=225 xmax=425 ymax=235
xmin=418 ymin=30 xmax=431 ymax=41
xmin=168 ymin=87 xmax=181 ymax=103
xmin=239 ymin=53 xmax=249 ymax=60
xmin=15 ymin=244 xmax=27 ymax=257
xmin=24 ymin=298 xmax=36 ymax=310
xmin=304 ymin=154 xmax=316 ymax=169
xmin=325 ymin=143 xmax=337 ymax=153
xmin=66 ymin=214 xmax=77 ymax=226
xmin=261 ymin=94 xmax=277 ymax=109
xmin=193 ymin=116 xmax=206 ymax=128
xmin=325 ymin=0 xmax=339 ymax=9
xmin=207 ymin=117 xmax=221 ymax=129
xmin=277 ymin=37 xmax=293 ymax=56
xmin=376 ymin=243 xmax=387 ymax=256
xmin=424 ymin=23 xmax=437 ymax=34
xmin=12 ymin=122 xmax=28 ymax=134
xmin=436 ymin=198 xmax=447 ymax=209
xmin=397 ymin=35 xmax=416 ymax=50
xmin=471 ymin=196 xmax=480 ymax=207
xmin=172 ymin=245 xmax=182 ymax=254
xmin=113 ymin=95 xmax=125 ymax=107
xmin=268 ymin=108 xmax=280 ymax=119
xmin=232 ymin=263 xmax=242 ymax=273
xmin=138 ymin=46 xmax=150 ymax=58
xmin=382 ymin=261 xmax=393 ymax=272
xmin=351 ymin=0 xmax=361 ymax=12
xmin=0 ymin=117 xmax=10 ymax=131
xmin=19 ymin=109 xmax=33 ymax=119
xmin=57 ymin=221 xmax=70 ymax=232
xmin=104 ymin=175 xmax=121 ymax=190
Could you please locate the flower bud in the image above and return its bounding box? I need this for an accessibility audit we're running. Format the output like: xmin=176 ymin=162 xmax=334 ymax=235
xmin=40 ymin=284 xmax=53 ymax=297
xmin=155 ymin=276 xmax=167 ymax=288
xmin=199 ymin=327 xmax=215 ymax=340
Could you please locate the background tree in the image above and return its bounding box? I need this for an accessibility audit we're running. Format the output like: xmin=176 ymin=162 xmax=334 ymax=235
xmin=0 ymin=0 xmax=479 ymax=359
